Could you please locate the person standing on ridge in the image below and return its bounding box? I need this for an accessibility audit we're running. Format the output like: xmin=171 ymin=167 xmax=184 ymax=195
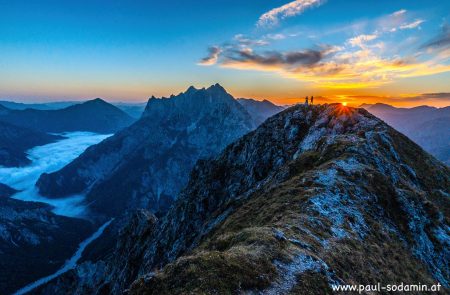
xmin=311 ymin=96 xmax=314 ymax=105
xmin=305 ymin=96 xmax=309 ymax=105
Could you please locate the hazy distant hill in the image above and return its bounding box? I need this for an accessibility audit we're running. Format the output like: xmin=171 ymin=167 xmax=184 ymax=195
xmin=113 ymin=102 xmax=147 ymax=119
xmin=0 ymin=100 xmax=77 ymax=110
xmin=362 ymin=103 xmax=450 ymax=165
xmin=0 ymin=98 xmax=134 ymax=134
xmin=0 ymin=121 xmax=62 ymax=167
xmin=237 ymin=98 xmax=285 ymax=126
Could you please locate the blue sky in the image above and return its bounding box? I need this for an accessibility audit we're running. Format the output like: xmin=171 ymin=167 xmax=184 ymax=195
xmin=1 ymin=0 xmax=449 ymax=106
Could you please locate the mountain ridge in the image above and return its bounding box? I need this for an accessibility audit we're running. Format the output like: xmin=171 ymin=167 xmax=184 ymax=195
xmin=38 ymin=104 xmax=449 ymax=294
xmin=0 ymin=98 xmax=134 ymax=134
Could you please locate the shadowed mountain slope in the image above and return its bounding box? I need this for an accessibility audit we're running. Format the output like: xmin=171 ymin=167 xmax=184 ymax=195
xmin=0 ymin=121 xmax=62 ymax=167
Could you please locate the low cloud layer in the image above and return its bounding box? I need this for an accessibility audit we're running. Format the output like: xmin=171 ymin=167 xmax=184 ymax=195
xmin=0 ymin=132 xmax=110 ymax=217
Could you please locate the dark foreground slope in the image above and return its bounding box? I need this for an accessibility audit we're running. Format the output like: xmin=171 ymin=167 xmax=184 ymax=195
xmin=37 ymin=84 xmax=255 ymax=218
xmin=0 ymin=98 xmax=134 ymax=134
xmin=0 ymin=121 xmax=62 ymax=167
xmin=39 ymin=104 xmax=449 ymax=294
xmin=0 ymin=196 xmax=93 ymax=294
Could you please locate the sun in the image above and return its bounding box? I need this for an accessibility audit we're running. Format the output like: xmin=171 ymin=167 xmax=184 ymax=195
xmin=342 ymin=102 xmax=348 ymax=106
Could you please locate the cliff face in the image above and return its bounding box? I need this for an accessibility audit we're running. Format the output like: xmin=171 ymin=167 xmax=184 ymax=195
xmin=37 ymin=84 xmax=255 ymax=218
xmin=40 ymin=104 xmax=449 ymax=294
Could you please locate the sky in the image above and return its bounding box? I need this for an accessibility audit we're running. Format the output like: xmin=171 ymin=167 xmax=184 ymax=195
xmin=1 ymin=0 xmax=449 ymax=107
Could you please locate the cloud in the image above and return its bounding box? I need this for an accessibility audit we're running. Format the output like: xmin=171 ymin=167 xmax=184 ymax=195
xmin=346 ymin=93 xmax=450 ymax=105
xmin=198 ymin=46 xmax=222 ymax=66
xmin=421 ymin=24 xmax=450 ymax=50
xmin=233 ymin=34 xmax=269 ymax=47
xmin=419 ymin=92 xmax=450 ymax=101
xmin=222 ymin=48 xmax=325 ymax=70
xmin=399 ymin=19 xmax=425 ymax=30
xmin=198 ymin=7 xmax=450 ymax=90
xmin=0 ymin=132 xmax=110 ymax=217
xmin=257 ymin=0 xmax=326 ymax=27
xmin=392 ymin=9 xmax=407 ymax=17
xmin=266 ymin=33 xmax=287 ymax=40
xmin=348 ymin=34 xmax=378 ymax=48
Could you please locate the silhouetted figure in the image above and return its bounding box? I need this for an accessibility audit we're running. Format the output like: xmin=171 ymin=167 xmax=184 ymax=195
xmin=305 ymin=96 xmax=309 ymax=105
xmin=310 ymin=96 xmax=314 ymax=105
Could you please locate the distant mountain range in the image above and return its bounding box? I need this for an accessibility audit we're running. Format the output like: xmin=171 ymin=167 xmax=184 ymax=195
xmin=37 ymin=84 xmax=257 ymax=219
xmin=362 ymin=103 xmax=450 ymax=165
xmin=0 ymin=100 xmax=78 ymax=111
xmin=112 ymin=102 xmax=148 ymax=119
xmin=0 ymin=100 xmax=151 ymax=119
xmin=38 ymin=103 xmax=449 ymax=294
xmin=0 ymin=121 xmax=62 ymax=167
xmin=0 ymin=98 xmax=134 ymax=134
xmin=237 ymin=98 xmax=285 ymax=126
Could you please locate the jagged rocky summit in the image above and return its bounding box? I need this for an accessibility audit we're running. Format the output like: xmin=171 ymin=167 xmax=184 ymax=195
xmin=39 ymin=103 xmax=449 ymax=294
xmin=36 ymin=84 xmax=255 ymax=218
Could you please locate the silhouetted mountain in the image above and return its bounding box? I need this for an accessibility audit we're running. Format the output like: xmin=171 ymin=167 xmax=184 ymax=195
xmin=0 ymin=197 xmax=93 ymax=294
xmin=0 ymin=98 xmax=134 ymax=134
xmin=37 ymin=84 xmax=255 ymax=218
xmin=0 ymin=183 xmax=17 ymax=198
xmin=0 ymin=100 xmax=77 ymax=110
xmin=237 ymin=98 xmax=285 ymax=126
xmin=113 ymin=102 xmax=147 ymax=119
xmin=39 ymin=104 xmax=449 ymax=294
xmin=0 ymin=121 xmax=62 ymax=167
xmin=362 ymin=103 xmax=450 ymax=165
xmin=0 ymin=104 xmax=10 ymax=115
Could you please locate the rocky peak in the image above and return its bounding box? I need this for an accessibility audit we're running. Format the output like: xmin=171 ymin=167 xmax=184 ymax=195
xmin=143 ymin=84 xmax=254 ymax=130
